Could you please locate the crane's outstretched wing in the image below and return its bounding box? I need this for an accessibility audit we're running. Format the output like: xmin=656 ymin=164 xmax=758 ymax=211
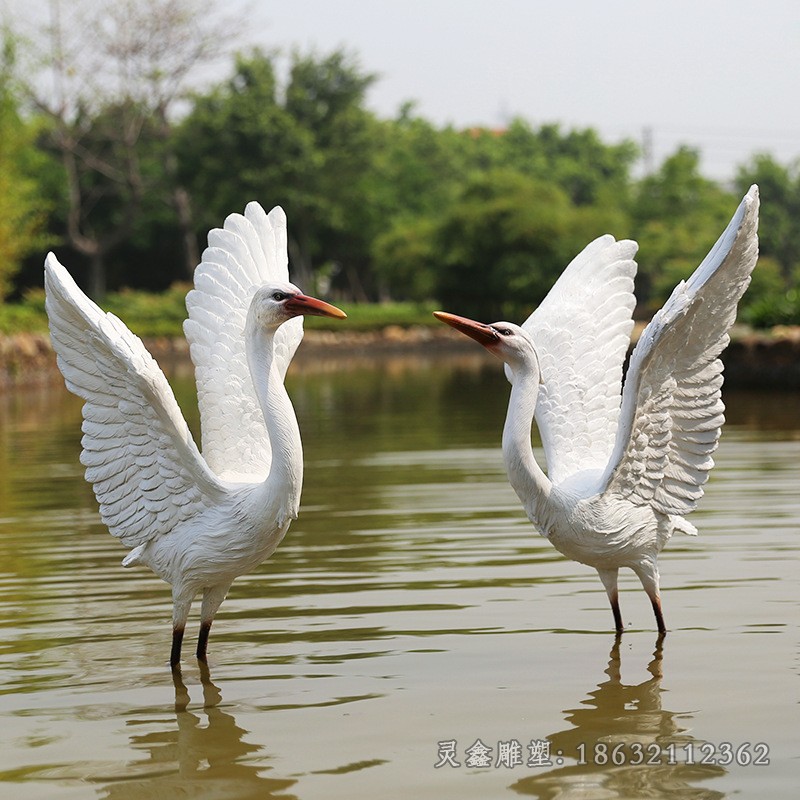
xmin=45 ymin=255 xmax=226 ymax=548
xmin=183 ymin=203 xmax=303 ymax=482
xmin=600 ymin=186 xmax=759 ymax=514
xmin=517 ymin=235 xmax=638 ymax=485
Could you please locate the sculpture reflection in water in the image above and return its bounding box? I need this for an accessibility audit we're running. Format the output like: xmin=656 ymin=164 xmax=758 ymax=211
xmin=511 ymin=638 xmax=726 ymax=799
xmin=99 ymin=664 xmax=297 ymax=800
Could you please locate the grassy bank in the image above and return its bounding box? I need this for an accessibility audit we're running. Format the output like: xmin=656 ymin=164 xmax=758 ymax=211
xmin=0 ymin=286 xmax=438 ymax=337
xmin=3 ymin=288 xmax=800 ymax=390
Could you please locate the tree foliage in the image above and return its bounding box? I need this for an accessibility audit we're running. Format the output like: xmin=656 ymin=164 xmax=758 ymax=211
xmin=733 ymin=154 xmax=800 ymax=326
xmin=0 ymin=30 xmax=50 ymax=300
xmin=628 ymin=147 xmax=736 ymax=312
xmin=1 ymin=3 xmax=798 ymax=329
xmin=177 ymin=48 xmax=377 ymax=296
xmin=433 ymin=170 xmax=628 ymax=319
xmin=27 ymin=0 xmax=238 ymax=296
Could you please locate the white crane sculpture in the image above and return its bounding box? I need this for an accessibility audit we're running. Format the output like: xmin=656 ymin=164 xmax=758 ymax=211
xmin=435 ymin=186 xmax=759 ymax=634
xmin=45 ymin=203 xmax=346 ymax=668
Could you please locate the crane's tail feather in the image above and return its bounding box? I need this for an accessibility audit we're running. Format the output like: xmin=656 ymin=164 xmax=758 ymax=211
xmin=673 ymin=517 xmax=698 ymax=536
xmin=122 ymin=544 xmax=145 ymax=567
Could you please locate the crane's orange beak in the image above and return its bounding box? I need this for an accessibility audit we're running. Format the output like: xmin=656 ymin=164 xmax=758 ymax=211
xmin=434 ymin=311 xmax=499 ymax=347
xmin=286 ymin=294 xmax=347 ymax=319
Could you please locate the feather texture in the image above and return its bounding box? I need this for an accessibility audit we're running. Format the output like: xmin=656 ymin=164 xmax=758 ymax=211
xmin=519 ymin=235 xmax=638 ymax=485
xmin=184 ymin=203 xmax=303 ymax=481
xmin=44 ymin=203 xmax=347 ymax=667
xmin=602 ymin=186 xmax=759 ymax=514
xmin=435 ymin=186 xmax=760 ymax=634
xmin=44 ymin=255 xmax=226 ymax=548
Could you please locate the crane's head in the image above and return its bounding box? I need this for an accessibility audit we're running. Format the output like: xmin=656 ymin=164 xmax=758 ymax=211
xmin=433 ymin=312 xmax=539 ymax=381
xmin=250 ymin=282 xmax=347 ymax=328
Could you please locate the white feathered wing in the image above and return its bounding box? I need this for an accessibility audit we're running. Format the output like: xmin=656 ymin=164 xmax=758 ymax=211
xmin=183 ymin=203 xmax=303 ymax=482
xmin=45 ymin=256 xmax=226 ymax=549
xmin=600 ymin=185 xmax=760 ymax=514
xmin=517 ymin=235 xmax=638 ymax=486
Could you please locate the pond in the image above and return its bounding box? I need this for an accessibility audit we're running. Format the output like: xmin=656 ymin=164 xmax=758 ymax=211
xmin=0 ymin=349 xmax=798 ymax=800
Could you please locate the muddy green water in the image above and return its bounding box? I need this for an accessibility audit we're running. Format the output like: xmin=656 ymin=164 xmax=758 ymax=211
xmin=0 ymin=351 xmax=798 ymax=799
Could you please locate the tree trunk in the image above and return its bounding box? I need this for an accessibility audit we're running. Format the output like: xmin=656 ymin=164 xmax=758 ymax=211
xmin=89 ymin=251 xmax=106 ymax=300
xmin=173 ymin=186 xmax=199 ymax=278
xmin=344 ymin=263 xmax=369 ymax=303
xmin=288 ymin=235 xmax=313 ymax=292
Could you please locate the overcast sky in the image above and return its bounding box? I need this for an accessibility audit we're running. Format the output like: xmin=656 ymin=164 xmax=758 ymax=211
xmin=7 ymin=0 xmax=800 ymax=182
xmin=250 ymin=0 xmax=800 ymax=181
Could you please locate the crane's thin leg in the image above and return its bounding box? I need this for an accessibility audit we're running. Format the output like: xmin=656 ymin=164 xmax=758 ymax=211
xmin=649 ymin=595 xmax=666 ymax=636
xmin=610 ymin=598 xmax=624 ymax=634
xmin=597 ymin=568 xmax=624 ymax=633
xmin=633 ymin=561 xmax=667 ymax=636
xmin=171 ymin=593 xmax=193 ymax=670
xmin=197 ymin=584 xmax=230 ymax=662
xmin=171 ymin=627 xmax=185 ymax=670
xmin=196 ymin=622 xmax=211 ymax=663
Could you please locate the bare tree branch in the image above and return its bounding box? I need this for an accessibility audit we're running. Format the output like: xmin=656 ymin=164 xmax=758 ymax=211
xmin=22 ymin=0 xmax=241 ymax=296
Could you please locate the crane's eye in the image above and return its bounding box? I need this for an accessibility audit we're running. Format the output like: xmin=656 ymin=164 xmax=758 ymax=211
xmin=496 ymin=327 xmax=513 ymax=336
xmin=271 ymin=291 xmax=289 ymax=302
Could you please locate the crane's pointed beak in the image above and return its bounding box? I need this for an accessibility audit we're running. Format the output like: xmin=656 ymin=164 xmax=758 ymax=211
xmin=286 ymin=294 xmax=347 ymax=319
xmin=434 ymin=311 xmax=499 ymax=346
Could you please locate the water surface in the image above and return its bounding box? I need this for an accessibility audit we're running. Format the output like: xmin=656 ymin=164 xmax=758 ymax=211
xmin=0 ymin=353 xmax=798 ymax=799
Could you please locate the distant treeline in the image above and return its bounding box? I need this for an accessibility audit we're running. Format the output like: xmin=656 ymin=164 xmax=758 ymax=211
xmin=1 ymin=0 xmax=799 ymax=328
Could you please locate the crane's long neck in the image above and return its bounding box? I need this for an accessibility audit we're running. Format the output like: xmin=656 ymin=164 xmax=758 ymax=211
xmin=246 ymin=322 xmax=303 ymax=520
xmin=502 ymin=365 xmax=553 ymax=527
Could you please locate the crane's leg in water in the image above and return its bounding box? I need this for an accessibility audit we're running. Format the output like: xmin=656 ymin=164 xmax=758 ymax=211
xmin=197 ymin=583 xmax=231 ymax=662
xmin=171 ymin=628 xmax=184 ymax=670
xmin=170 ymin=593 xmax=193 ymax=670
xmin=633 ymin=561 xmax=666 ymax=635
xmin=597 ymin=568 xmax=624 ymax=633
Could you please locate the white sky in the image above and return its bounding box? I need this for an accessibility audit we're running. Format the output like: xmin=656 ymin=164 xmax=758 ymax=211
xmin=6 ymin=0 xmax=800 ymax=181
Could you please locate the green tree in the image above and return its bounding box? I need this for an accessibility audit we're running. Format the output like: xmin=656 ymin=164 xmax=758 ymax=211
xmin=736 ymin=154 xmax=800 ymax=282
xmin=26 ymin=0 xmax=238 ymax=296
xmin=284 ymin=50 xmax=377 ymax=297
xmin=369 ymin=114 xmax=637 ymax=303
xmin=178 ymin=48 xmax=376 ymax=295
xmin=177 ymin=52 xmax=311 ymax=231
xmin=0 ymin=30 xmax=49 ymax=300
xmin=734 ymin=154 xmax=800 ymax=326
xmin=433 ymin=169 xmax=629 ymax=320
xmin=462 ymin=120 xmax=638 ymax=206
xmin=365 ymin=109 xmax=468 ymax=299
xmin=371 ymin=216 xmax=439 ymax=302
xmin=369 ymin=108 xmax=467 ymax=217
xmin=629 ymin=146 xmax=736 ymax=312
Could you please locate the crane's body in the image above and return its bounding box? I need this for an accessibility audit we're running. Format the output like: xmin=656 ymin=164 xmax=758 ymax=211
xmin=127 ymin=487 xmax=291 ymax=594
xmin=532 ymin=483 xmax=675 ymax=573
xmin=436 ymin=186 xmax=760 ymax=633
xmin=45 ymin=203 xmax=346 ymax=668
